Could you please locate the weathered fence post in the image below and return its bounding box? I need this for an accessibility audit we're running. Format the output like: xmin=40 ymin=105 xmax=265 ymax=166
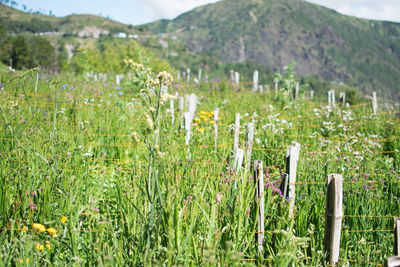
xmin=252 ymin=70 xmax=259 ymax=92
xmin=198 ymin=68 xmax=202 ymax=83
xmin=214 ymin=108 xmax=219 ymax=153
xmin=177 ymin=70 xmax=180 ymax=82
xmin=279 ymin=142 xmax=300 ymax=218
xmin=187 ymin=68 xmax=191 ymax=83
xmin=395 ymin=217 xmax=400 ymax=256
xmin=310 ymin=90 xmax=314 ymax=100
xmin=386 ymin=257 xmax=400 ymax=267
xmin=295 ymin=82 xmax=299 ymax=99
xmin=331 ymin=89 xmax=336 ymax=108
xmin=178 ymin=96 xmax=184 ymax=129
xmin=246 ymin=122 xmax=254 ymax=164
xmin=259 ymin=85 xmax=263 ymax=93
xmin=116 ymin=74 xmax=120 ymax=86
xmin=274 ymin=78 xmax=278 ymax=99
xmin=235 ymin=72 xmax=240 ymax=89
xmin=233 ymin=148 xmax=244 ymax=172
xmin=372 ymin=91 xmax=378 ymax=115
xmin=184 ymin=112 xmax=192 ymax=145
xmin=324 ymin=174 xmax=343 ymax=266
xmin=340 ymin=92 xmax=346 ymax=106
xmin=254 ymin=160 xmax=264 ymax=254
xmin=233 ymin=113 xmax=240 ymax=154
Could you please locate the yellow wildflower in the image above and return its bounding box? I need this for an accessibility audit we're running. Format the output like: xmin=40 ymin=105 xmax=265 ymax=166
xmin=210 ymin=121 xmax=216 ymax=124
xmin=18 ymin=258 xmax=29 ymax=264
xmin=200 ymin=111 xmax=207 ymax=115
xmin=61 ymin=216 xmax=67 ymax=223
xmin=199 ymin=128 xmax=205 ymax=133
xmin=22 ymin=226 xmax=27 ymax=232
xmin=36 ymin=243 xmax=44 ymax=251
xmin=32 ymin=223 xmax=46 ymax=233
xmin=200 ymin=116 xmax=208 ymax=122
xmin=193 ymin=117 xmax=200 ymax=122
xmin=47 ymin=228 xmax=57 ymax=238
xmin=45 ymin=241 xmax=51 ymax=250
xmin=26 ymin=259 xmax=30 ymax=263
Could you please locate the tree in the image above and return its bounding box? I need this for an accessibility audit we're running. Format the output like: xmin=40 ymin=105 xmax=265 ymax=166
xmin=11 ymin=35 xmax=29 ymax=69
xmin=29 ymin=36 xmax=55 ymax=70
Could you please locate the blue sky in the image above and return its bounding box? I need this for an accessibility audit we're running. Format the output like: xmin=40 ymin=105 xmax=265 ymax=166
xmin=14 ymin=0 xmax=400 ymax=25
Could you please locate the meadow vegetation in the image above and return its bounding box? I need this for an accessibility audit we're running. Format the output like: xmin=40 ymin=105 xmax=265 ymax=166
xmin=0 ymin=59 xmax=399 ymax=266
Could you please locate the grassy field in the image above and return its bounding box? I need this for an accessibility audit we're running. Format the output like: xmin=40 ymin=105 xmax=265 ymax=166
xmin=0 ymin=67 xmax=399 ymax=266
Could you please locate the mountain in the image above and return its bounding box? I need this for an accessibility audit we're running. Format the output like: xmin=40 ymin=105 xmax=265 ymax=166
xmin=0 ymin=3 xmax=135 ymax=37
xmin=142 ymin=0 xmax=400 ymax=99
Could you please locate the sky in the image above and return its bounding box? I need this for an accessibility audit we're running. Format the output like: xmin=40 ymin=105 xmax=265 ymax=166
xmin=13 ymin=0 xmax=400 ymax=25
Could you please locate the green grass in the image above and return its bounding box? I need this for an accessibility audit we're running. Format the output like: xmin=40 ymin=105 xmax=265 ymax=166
xmin=0 ymin=68 xmax=399 ymax=266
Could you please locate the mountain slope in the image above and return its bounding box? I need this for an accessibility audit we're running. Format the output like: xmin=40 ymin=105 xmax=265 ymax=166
xmin=143 ymin=0 xmax=400 ymax=98
xmin=0 ymin=3 xmax=135 ymax=35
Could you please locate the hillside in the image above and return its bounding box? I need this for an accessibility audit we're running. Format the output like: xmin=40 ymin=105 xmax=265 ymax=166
xmin=0 ymin=3 xmax=135 ymax=37
xmin=143 ymin=0 xmax=400 ymax=99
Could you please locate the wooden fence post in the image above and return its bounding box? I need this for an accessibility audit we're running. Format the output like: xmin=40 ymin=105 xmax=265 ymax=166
xmin=324 ymin=174 xmax=343 ymax=266
xmin=254 ymin=160 xmax=264 ymax=254
xmin=198 ymin=68 xmax=202 ymax=82
xmin=386 ymin=257 xmax=400 ymax=267
xmin=372 ymin=91 xmax=378 ymax=115
xmin=235 ymin=72 xmax=240 ymax=89
xmin=286 ymin=142 xmax=300 ymax=217
xmin=234 ymin=113 xmax=240 ymax=154
xmin=214 ymin=108 xmax=219 ymax=153
xmin=253 ymin=70 xmax=259 ymax=92
xmin=295 ymin=82 xmax=299 ymax=99
xmin=184 ymin=112 xmax=192 ymax=146
xmin=178 ymin=96 xmax=184 ymax=129
xmin=328 ymin=90 xmax=332 ymax=108
xmin=187 ymin=68 xmax=191 ymax=83
xmin=274 ymin=78 xmax=278 ymax=99
xmin=246 ymin=122 xmax=254 ymax=164
xmin=331 ymin=89 xmax=336 ymax=108
xmin=395 ymin=217 xmax=400 ymax=256
xmin=233 ymin=148 xmax=244 ymax=172
xmin=310 ymin=90 xmax=314 ymax=100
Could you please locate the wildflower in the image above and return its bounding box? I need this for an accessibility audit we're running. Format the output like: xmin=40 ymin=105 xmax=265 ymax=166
xmin=194 ymin=117 xmax=200 ymax=122
xmin=210 ymin=120 xmax=215 ymax=124
xmin=199 ymin=128 xmax=205 ymax=133
xmin=45 ymin=241 xmax=51 ymax=250
xmin=47 ymin=227 xmax=57 ymax=238
xmin=17 ymin=259 xmax=30 ymax=264
xmin=30 ymin=191 xmax=37 ymax=198
xmin=29 ymin=200 xmax=36 ymax=211
xmin=22 ymin=226 xmax=28 ymax=232
xmin=83 ymin=152 xmax=93 ymax=157
xmin=216 ymin=192 xmax=222 ymax=203
xmin=36 ymin=243 xmax=44 ymax=251
xmin=157 ymin=71 xmax=173 ymax=85
xmin=32 ymin=223 xmax=46 ymax=233
xmin=0 ymin=83 xmax=3 ymax=89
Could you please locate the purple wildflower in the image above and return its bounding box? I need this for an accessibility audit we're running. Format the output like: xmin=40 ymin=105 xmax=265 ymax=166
xmin=29 ymin=200 xmax=36 ymax=210
xmin=30 ymin=191 xmax=37 ymax=198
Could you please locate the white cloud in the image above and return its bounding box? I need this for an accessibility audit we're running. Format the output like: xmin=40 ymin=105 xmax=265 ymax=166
xmin=139 ymin=0 xmax=220 ymax=22
xmin=305 ymin=0 xmax=400 ymax=22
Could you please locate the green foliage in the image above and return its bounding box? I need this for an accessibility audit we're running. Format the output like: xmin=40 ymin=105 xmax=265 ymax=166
xmin=69 ymin=39 xmax=174 ymax=75
xmin=0 ymin=35 xmax=56 ymax=70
